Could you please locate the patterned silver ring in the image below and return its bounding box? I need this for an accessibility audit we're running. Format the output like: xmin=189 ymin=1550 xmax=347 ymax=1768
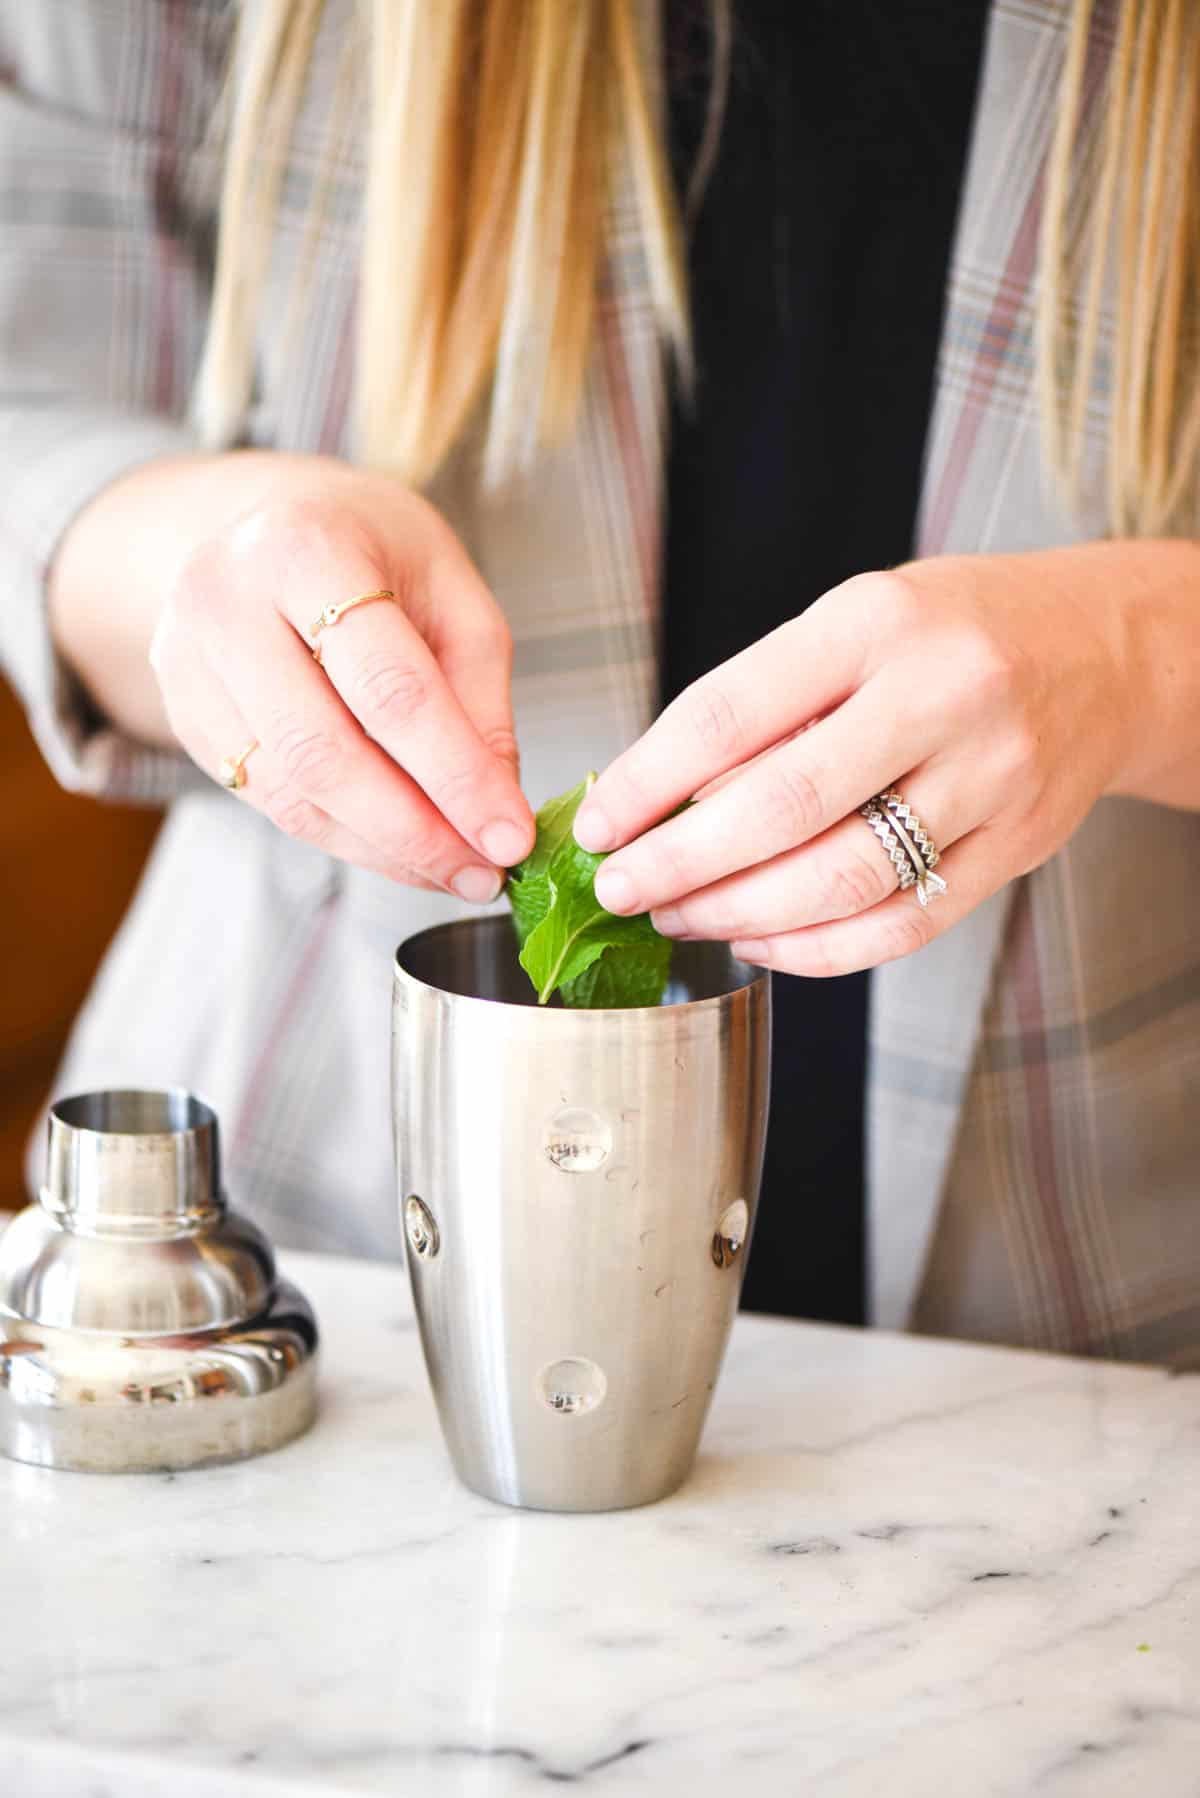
xmin=860 ymin=788 xmax=949 ymax=908
xmin=859 ymin=803 xmax=917 ymax=891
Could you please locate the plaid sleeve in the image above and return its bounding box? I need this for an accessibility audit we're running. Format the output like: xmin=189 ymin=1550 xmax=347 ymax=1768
xmin=0 ymin=5 xmax=231 ymax=804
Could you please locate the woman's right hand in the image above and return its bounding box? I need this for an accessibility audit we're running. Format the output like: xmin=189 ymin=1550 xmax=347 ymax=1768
xmin=148 ymin=462 xmax=535 ymax=899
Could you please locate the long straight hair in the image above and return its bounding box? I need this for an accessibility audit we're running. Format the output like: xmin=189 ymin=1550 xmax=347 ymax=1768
xmin=191 ymin=0 xmax=690 ymax=491
xmin=194 ymin=1 xmax=1200 ymax=531
xmin=1036 ymin=0 xmax=1200 ymax=535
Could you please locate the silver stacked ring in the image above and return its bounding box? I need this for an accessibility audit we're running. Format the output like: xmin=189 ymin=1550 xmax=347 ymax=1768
xmin=859 ymin=803 xmax=917 ymax=890
xmin=859 ymin=788 xmax=948 ymax=908
xmin=879 ymin=789 xmax=941 ymax=870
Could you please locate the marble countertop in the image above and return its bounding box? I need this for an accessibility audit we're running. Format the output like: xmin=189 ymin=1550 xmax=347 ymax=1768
xmin=1 ymin=1250 xmax=1197 ymax=1797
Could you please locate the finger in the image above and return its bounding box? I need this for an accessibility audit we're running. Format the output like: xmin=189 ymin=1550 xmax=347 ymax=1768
xmin=166 ymin=605 xmax=500 ymax=898
xmin=731 ymin=824 xmax=1005 ymax=979
xmin=279 ymin=570 xmax=534 ymax=869
xmin=650 ymin=768 xmax=971 ymax=941
xmin=155 ymin=636 xmax=446 ymax=890
xmin=421 ymin=551 xmax=522 ymax=779
xmin=591 ymin=673 xmax=942 ymax=918
xmin=575 ymin=577 xmax=889 ymax=852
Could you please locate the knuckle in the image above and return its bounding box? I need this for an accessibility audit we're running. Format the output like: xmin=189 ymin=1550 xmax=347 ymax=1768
xmin=254 ymin=495 xmax=346 ymax=572
xmin=471 ymin=610 xmax=511 ymax=658
xmin=385 ymin=828 xmax=443 ymax=878
xmin=681 ymin=680 xmax=749 ymax=757
xmin=234 ymin=494 xmax=386 ymax=595
xmin=170 ymin=539 xmax=230 ymax=629
xmin=853 ymin=568 xmax=920 ymax=632
xmin=1001 ymin=710 xmax=1043 ymax=784
xmin=430 ymin=757 xmax=485 ymax=811
xmin=260 ymin=782 xmax=328 ymax=846
xmin=599 ymin=756 xmax=655 ymax=828
xmin=877 ymin=907 xmax=936 ymax=963
xmin=675 ymin=898 xmax=731 ymax=939
xmin=481 ymin=724 xmax=520 ymax=767
xmin=959 ymin=624 xmax=1023 ymax=710
xmin=351 ymin=651 xmax=431 ymax=729
xmin=271 ymin=719 xmax=343 ymax=796
xmin=765 ymin=759 xmax=825 ymax=839
xmin=655 ymin=830 xmax=702 ymax=894
xmin=795 ymin=935 xmax=841 ymax=978
xmin=820 ymin=850 xmax=889 ymax=917
xmin=373 ymin=807 xmax=444 ymax=873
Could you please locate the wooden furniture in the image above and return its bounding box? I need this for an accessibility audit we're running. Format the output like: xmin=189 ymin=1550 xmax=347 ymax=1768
xmin=0 ymin=677 xmax=160 ymax=1208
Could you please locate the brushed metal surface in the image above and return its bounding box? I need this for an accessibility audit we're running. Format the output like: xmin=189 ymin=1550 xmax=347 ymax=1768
xmin=393 ymin=918 xmax=771 ymax=1512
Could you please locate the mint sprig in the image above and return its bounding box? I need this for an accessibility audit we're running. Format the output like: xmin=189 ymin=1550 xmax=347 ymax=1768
xmin=507 ymin=774 xmax=673 ymax=1008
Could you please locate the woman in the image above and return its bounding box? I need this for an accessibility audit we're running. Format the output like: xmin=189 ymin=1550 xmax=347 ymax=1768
xmin=2 ymin=2 xmax=1198 ymax=1363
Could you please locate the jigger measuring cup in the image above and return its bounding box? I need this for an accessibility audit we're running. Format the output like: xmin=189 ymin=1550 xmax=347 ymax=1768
xmin=393 ymin=916 xmax=771 ymax=1512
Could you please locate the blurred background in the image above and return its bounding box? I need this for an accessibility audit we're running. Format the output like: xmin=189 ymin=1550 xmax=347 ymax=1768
xmin=0 ymin=680 xmax=159 ymax=1210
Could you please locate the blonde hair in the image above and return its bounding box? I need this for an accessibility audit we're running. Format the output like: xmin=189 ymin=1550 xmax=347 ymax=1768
xmin=192 ymin=0 xmax=688 ymax=490
xmin=1038 ymin=0 xmax=1200 ymax=534
xmin=196 ymin=1 xmax=1200 ymax=530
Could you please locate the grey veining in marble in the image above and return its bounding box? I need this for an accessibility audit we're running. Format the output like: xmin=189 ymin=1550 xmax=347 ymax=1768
xmin=1 ymin=1250 xmax=1198 ymax=1796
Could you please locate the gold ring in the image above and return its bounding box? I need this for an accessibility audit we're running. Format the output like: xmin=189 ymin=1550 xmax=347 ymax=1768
xmin=308 ymin=588 xmax=394 ymax=668
xmin=218 ymin=739 xmax=260 ymax=792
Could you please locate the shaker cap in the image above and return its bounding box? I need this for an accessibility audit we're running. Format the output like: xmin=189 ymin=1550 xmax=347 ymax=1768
xmin=0 ymin=1089 xmax=318 ymax=1474
xmin=43 ymin=1089 xmax=220 ymax=1236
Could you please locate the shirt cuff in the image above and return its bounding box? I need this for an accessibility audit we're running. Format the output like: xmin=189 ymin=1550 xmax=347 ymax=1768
xmin=0 ymin=406 xmax=210 ymax=805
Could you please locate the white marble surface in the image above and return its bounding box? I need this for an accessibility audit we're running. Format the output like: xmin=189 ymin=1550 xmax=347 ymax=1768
xmin=1 ymin=1250 xmax=1198 ymax=1797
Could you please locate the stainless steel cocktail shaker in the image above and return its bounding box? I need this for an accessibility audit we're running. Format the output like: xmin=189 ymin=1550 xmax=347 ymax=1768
xmin=0 ymin=1089 xmax=318 ymax=1472
xmin=393 ymin=917 xmax=771 ymax=1512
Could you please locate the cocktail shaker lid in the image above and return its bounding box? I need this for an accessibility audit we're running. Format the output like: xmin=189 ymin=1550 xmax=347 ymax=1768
xmin=0 ymin=1090 xmax=318 ymax=1474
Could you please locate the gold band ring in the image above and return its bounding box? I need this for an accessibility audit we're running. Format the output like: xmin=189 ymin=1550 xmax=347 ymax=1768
xmin=218 ymin=739 xmax=260 ymax=792
xmin=308 ymin=588 xmax=395 ymax=667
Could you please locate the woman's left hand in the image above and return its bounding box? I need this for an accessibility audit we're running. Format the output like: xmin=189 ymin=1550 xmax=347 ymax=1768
xmin=573 ymin=547 xmax=1147 ymax=976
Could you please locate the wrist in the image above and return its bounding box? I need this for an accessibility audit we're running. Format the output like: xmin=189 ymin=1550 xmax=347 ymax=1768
xmin=1102 ymin=538 xmax=1200 ymax=806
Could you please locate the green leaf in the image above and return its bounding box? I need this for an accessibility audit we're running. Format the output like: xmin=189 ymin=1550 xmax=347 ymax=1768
xmin=507 ymin=867 xmax=551 ymax=949
xmin=506 ymin=773 xmax=593 ymax=950
xmin=561 ymin=936 xmax=673 ymax=1008
xmin=518 ymin=774 xmax=594 ymax=877
xmin=508 ymin=776 xmax=674 ymax=1008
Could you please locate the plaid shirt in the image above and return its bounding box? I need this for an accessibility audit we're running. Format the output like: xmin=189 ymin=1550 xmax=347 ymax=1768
xmin=3 ymin=1 xmax=1197 ymax=1365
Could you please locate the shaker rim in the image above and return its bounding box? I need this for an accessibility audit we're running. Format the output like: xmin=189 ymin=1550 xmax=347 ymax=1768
xmin=49 ymin=1087 xmax=219 ymax=1138
xmin=394 ymin=916 xmax=769 ymax=1019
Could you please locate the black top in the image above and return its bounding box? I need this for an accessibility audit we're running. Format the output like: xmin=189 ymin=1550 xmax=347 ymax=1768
xmin=662 ymin=1 xmax=990 ymax=1323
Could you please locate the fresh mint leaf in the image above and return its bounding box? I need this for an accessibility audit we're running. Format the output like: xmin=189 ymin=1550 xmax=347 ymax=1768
xmin=507 ymin=775 xmax=674 ymax=1008
xmin=507 ymin=867 xmax=551 ymax=949
xmin=517 ymin=775 xmax=592 ymax=877
xmin=506 ymin=773 xmax=592 ymax=950
xmin=561 ymin=934 xmax=673 ymax=1008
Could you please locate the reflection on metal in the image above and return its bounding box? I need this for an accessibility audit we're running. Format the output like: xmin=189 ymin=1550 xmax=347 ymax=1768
xmin=712 ymin=1198 xmax=750 ymax=1269
xmin=542 ymin=1107 xmax=612 ymax=1173
xmin=539 ymin=1357 xmax=607 ymax=1415
xmin=404 ymin=1195 xmax=440 ymax=1259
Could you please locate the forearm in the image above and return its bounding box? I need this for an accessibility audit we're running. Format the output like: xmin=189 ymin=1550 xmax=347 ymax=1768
xmin=47 ymin=449 xmax=342 ymax=750
xmin=1098 ymin=536 xmax=1200 ymax=810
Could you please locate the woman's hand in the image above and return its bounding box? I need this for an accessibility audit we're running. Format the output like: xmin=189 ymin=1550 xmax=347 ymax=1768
xmin=149 ymin=463 xmax=534 ymax=898
xmin=573 ymin=545 xmax=1169 ymax=976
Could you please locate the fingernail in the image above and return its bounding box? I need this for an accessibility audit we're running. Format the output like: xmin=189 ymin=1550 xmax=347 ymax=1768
xmin=452 ymin=865 xmax=504 ymax=905
xmin=574 ymin=804 xmax=615 ymax=852
xmin=651 ymin=907 xmax=684 ymax=936
xmin=732 ymin=939 xmax=769 ymax=965
xmin=480 ymin=820 xmax=532 ymax=867
xmin=594 ymin=866 xmax=637 ymax=915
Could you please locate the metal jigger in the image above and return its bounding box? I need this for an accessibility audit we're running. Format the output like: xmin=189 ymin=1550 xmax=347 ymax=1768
xmin=393 ymin=918 xmax=771 ymax=1512
xmin=0 ymin=1090 xmax=318 ymax=1473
